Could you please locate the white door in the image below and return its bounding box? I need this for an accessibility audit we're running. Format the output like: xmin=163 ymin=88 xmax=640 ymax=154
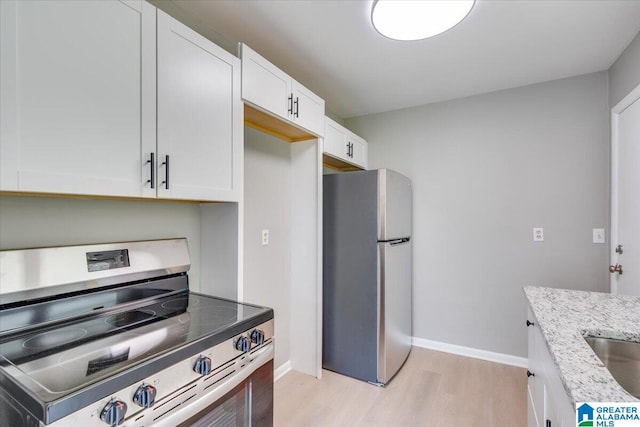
xmin=240 ymin=44 xmax=291 ymax=122
xmin=291 ymin=79 xmax=325 ymax=137
xmin=157 ymin=10 xmax=241 ymax=202
xmin=323 ymin=118 xmax=347 ymax=161
xmin=348 ymin=135 xmax=368 ymax=169
xmin=0 ymin=0 xmax=156 ymax=197
xmin=611 ymin=86 xmax=640 ymax=296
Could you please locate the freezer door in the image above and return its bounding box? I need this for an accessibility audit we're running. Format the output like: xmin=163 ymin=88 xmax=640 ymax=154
xmin=377 ymin=238 xmax=412 ymax=384
xmin=378 ymin=169 xmax=412 ymax=241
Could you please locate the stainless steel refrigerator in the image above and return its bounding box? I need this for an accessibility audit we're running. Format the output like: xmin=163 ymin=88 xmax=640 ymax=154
xmin=323 ymin=169 xmax=412 ymax=385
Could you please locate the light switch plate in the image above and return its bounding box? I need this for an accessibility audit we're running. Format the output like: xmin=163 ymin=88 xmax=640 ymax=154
xmin=592 ymin=228 xmax=605 ymax=244
xmin=261 ymin=229 xmax=269 ymax=246
xmin=533 ymin=227 xmax=544 ymax=242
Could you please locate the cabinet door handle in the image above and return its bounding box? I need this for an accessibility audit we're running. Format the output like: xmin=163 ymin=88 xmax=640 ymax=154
xmin=294 ymin=97 xmax=299 ymax=118
xmin=527 ymin=370 xmax=535 ymax=377
xmin=546 ymin=420 xmax=551 ymax=427
xmin=161 ymin=155 xmax=170 ymax=190
xmin=146 ymin=152 xmax=155 ymax=189
xmin=526 ymin=320 xmax=534 ymax=327
xmin=288 ymin=94 xmax=293 ymax=115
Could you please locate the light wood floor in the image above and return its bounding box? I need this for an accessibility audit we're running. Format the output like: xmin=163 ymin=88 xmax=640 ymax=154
xmin=274 ymin=347 xmax=526 ymax=427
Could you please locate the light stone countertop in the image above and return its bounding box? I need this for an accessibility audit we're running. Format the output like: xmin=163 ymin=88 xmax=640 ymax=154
xmin=523 ymin=286 xmax=640 ymax=404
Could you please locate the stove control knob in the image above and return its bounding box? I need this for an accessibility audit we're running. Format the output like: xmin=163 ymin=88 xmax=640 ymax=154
xmin=133 ymin=384 xmax=157 ymax=408
xmin=100 ymin=399 xmax=127 ymax=426
xmin=193 ymin=355 xmax=212 ymax=376
xmin=235 ymin=336 xmax=250 ymax=353
xmin=250 ymin=329 xmax=264 ymax=345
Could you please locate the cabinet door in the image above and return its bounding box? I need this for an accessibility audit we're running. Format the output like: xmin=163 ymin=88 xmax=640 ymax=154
xmin=291 ymin=79 xmax=325 ymax=137
xmin=241 ymin=44 xmax=291 ymax=122
xmin=527 ymin=384 xmax=540 ymax=427
xmin=324 ymin=119 xmax=348 ymax=161
xmin=532 ymin=323 xmax=547 ymax=427
xmin=157 ymin=10 xmax=241 ymax=202
xmin=527 ymin=308 xmax=543 ymax=427
xmin=0 ymin=0 xmax=156 ymax=197
xmin=323 ymin=117 xmax=368 ymax=170
xmin=348 ymin=134 xmax=368 ymax=169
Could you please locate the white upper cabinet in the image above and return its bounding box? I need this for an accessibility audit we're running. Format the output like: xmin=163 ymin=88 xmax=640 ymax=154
xmin=156 ymin=10 xmax=241 ymax=202
xmin=0 ymin=1 xmax=241 ymax=202
xmin=240 ymin=44 xmax=291 ymax=122
xmin=291 ymin=80 xmax=325 ymax=138
xmin=240 ymin=43 xmax=325 ymax=137
xmin=323 ymin=117 xmax=368 ymax=170
xmin=0 ymin=0 xmax=156 ymax=197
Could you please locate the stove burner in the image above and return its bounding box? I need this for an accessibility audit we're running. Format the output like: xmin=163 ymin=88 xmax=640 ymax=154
xmin=23 ymin=328 xmax=88 ymax=349
xmin=189 ymin=306 xmax=238 ymax=327
xmin=161 ymin=297 xmax=197 ymax=310
xmin=105 ymin=310 xmax=156 ymax=328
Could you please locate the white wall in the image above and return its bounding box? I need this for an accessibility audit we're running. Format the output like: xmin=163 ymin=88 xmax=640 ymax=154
xmin=200 ymin=202 xmax=240 ymax=300
xmin=346 ymin=72 xmax=610 ymax=358
xmin=243 ymin=126 xmax=292 ymax=370
xmin=243 ymin=126 xmax=321 ymax=376
xmin=289 ymin=139 xmax=321 ymax=377
xmin=0 ymin=195 xmax=203 ymax=288
xmin=609 ymin=31 xmax=640 ymax=107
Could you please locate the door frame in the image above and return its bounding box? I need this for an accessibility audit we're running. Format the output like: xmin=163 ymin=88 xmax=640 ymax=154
xmin=610 ymin=82 xmax=640 ymax=294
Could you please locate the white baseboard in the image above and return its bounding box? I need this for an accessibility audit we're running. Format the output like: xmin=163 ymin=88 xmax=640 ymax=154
xmin=412 ymin=337 xmax=528 ymax=368
xmin=274 ymin=360 xmax=292 ymax=381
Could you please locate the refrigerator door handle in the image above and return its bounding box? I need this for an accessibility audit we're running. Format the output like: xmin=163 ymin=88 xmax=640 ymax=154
xmin=378 ymin=237 xmax=411 ymax=246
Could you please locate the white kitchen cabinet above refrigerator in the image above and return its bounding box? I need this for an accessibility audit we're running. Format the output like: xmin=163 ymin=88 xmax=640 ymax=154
xmin=323 ymin=117 xmax=368 ymax=170
xmin=240 ymin=43 xmax=325 ymax=138
xmin=0 ymin=0 xmax=241 ymax=203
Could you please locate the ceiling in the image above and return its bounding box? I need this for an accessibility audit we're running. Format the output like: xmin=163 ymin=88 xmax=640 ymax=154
xmin=156 ymin=0 xmax=640 ymax=119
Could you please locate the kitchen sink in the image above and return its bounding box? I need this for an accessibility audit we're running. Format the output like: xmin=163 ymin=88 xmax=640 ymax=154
xmin=585 ymin=336 xmax=640 ymax=399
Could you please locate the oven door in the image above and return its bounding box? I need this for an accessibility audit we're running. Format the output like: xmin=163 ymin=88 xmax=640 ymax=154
xmin=155 ymin=342 xmax=274 ymax=427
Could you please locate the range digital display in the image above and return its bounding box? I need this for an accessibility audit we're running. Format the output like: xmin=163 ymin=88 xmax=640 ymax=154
xmin=86 ymin=249 xmax=130 ymax=272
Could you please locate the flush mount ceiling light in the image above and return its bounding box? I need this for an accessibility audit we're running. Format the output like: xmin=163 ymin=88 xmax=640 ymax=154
xmin=371 ymin=0 xmax=475 ymax=41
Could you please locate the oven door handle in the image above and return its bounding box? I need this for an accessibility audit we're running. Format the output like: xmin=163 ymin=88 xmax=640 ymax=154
xmin=153 ymin=341 xmax=274 ymax=427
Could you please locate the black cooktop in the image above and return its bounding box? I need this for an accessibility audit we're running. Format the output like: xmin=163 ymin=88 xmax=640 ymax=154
xmin=0 ymin=288 xmax=272 ymax=402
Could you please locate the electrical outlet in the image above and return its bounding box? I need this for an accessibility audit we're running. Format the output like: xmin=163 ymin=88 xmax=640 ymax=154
xmin=261 ymin=229 xmax=269 ymax=246
xmin=592 ymin=228 xmax=605 ymax=244
xmin=533 ymin=227 xmax=544 ymax=242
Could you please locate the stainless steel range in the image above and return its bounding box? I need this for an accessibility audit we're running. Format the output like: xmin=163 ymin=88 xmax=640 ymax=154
xmin=0 ymin=239 xmax=274 ymax=427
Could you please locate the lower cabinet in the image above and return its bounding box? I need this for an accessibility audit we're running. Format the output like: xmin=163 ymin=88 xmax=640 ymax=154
xmin=527 ymin=307 xmax=575 ymax=427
